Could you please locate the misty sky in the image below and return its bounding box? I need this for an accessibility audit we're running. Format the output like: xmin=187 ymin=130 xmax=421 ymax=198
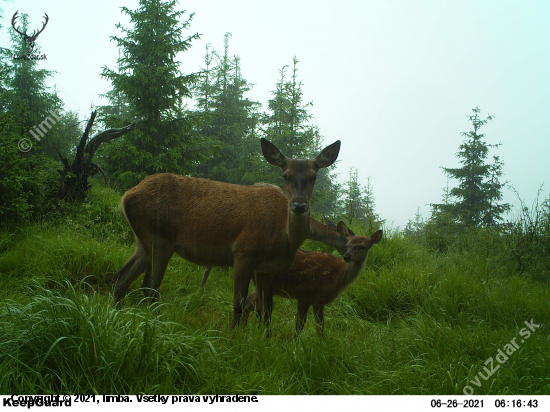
xmin=2 ymin=0 xmax=549 ymax=228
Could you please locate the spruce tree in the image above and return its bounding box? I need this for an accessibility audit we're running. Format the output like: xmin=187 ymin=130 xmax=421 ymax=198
xmin=342 ymin=167 xmax=362 ymax=223
xmin=101 ymin=0 xmax=210 ymax=188
xmin=0 ymin=13 xmax=79 ymax=160
xmin=340 ymin=167 xmax=382 ymax=228
xmin=0 ymin=14 xmax=74 ymax=222
xmin=404 ymin=207 xmax=425 ymax=239
xmin=195 ymin=43 xmax=216 ymax=115
xmin=194 ymin=34 xmax=260 ymax=184
xmin=99 ymin=51 xmax=134 ymax=130
xmin=432 ymin=107 xmax=510 ymax=227
xmin=264 ymin=57 xmax=316 ymax=158
xmin=1 ymin=14 xmax=56 ymax=128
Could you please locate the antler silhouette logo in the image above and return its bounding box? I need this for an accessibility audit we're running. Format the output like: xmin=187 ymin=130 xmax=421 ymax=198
xmin=11 ymin=11 xmax=49 ymax=54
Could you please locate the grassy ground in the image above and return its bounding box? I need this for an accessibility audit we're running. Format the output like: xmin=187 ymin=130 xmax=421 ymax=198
xmin=1 ymin=186 xmax=549 ymax=394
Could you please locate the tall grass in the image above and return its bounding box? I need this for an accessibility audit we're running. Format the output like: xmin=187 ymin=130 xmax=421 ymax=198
xmin=0 ymin=281 xmax=213 ymax=394
xmin=0 ymin=185 xmax=549 ymax=394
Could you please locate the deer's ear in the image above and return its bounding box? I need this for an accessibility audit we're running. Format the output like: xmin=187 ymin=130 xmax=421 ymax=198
xmin=261 ymin=138 xmax=287 ymax=169
xmin=370 ymin=230 xmax=383 ymax=244
xmin=337 ymin=221 xmax=353 ymax=238
xmin=314 ymin=140 xmax=340 ymax=171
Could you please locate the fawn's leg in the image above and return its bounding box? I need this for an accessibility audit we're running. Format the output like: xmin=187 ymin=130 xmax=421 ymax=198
xmin=312 ymin=304 xmax=325 ymax=336
xmin=296 ymin=300 xmax=311 ymax=335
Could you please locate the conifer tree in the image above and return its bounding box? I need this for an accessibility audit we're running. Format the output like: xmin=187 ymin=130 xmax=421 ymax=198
xmin=194 ymin=34 xmax=260 ymax=184
xmin=341 ymin=167 xmax=382 ymax=228
xmin=432 ymin=107 xmax=509 ymax=227
xmin=195 ymin=44 xmax=216 ymax=115
xmin=1 ymin=14 xmax=56 ymax=129
xmin=99 ymin=51 xmax=134 ymax=130
xmin=0 ymin=14 xmax=75 ymax=221
xmin=101 ymin=0 xmax=210 ymax=188
xmin=0 ymin=14 xmax=79 ymax=160
xmin=264 ymin=57 xmax=316 ymax=158
xmin=404 ymin=207 xmax=425 ymax=239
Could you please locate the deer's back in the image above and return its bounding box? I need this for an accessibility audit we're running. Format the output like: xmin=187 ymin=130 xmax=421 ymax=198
xmin=271 ymin=249 xmax=347 ymax=305
xmin=121 ymin=173 xmax=291 ymax=265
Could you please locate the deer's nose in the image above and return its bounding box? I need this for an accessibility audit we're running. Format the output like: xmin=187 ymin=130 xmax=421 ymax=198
xmin=292 ymin=201 xmax=308 ymax=214
xmin=343 ymin=253 xmax=351 ymax=262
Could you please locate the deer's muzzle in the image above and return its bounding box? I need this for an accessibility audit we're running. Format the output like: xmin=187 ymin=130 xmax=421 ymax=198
xmin=292 ymin=201 xmax=309 ymax=215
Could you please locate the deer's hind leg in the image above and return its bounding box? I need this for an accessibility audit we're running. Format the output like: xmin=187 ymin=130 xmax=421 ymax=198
xmin=114 ymin=241 xmax=147 ymax=303
xmin=140 ymin=257 xmax=153 ymax=298
xmin=148 ymin=237 xmax=175 ymax=300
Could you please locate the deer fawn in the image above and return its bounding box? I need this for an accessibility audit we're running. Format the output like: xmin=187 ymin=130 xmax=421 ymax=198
xmin=243 ymin=222 xmax=382 ymax=334
xmin=113 ymin=138 xmax=340 ymax=328
xmin=200 ymin=216 xmax=349 ymax=286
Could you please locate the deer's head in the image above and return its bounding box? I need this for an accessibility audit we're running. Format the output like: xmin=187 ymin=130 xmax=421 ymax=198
xmin=261 ymin=138 xmax=340 ymax=215
xmin=337 ymin=222 xmax=383 ymax=263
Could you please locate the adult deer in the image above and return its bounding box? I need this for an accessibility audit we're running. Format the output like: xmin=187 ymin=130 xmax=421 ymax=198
xmin=243 ymin=223 xmax=382 ymax=334
xmin=199 ymin=216 xmax=349 ymax=287
xmin=113 ymin=138 xmax=340 ymax=328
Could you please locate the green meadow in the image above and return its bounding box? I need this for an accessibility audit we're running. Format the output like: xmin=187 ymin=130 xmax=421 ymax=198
xmin=1 ymin=185 xmax=549 ymax=395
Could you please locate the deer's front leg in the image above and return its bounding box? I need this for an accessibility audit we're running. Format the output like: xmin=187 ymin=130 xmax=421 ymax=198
xmin=254 ymin=271 xmax=275 ymax=330
xmin=232 ymin=258 xmax=254 ymax=328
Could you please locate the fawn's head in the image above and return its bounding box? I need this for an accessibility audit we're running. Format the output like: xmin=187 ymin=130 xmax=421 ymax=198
xmin=324 ymin=217 xmax=350 ymax=255
xmin=337 ymin=222 xmax=383 ymax=263
xmin=261 ymin=138 xmax=340 ymax=215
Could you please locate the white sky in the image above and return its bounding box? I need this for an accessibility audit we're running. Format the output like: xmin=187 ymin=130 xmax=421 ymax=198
xmin=1 ymin=0 xmax=549 ymax=228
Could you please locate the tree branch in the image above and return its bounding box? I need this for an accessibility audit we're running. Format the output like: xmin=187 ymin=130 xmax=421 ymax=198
xmin=84 ymin=122 xmax=136 ymax=160
xmin=73 ymin=110 xmax=97 ymax=170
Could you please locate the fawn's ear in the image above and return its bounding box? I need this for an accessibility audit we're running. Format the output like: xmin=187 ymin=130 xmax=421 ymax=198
xmin=313 ymin=140 xmax=340 ymax=171
xmin=337 ymin=221 xmax=353 ymax=238
xmin=261 ymin=138 xmax=288 ymax=169
xmin=370 ymin=230 xmax=383 ymax=244
xmin=337 ymin=221 xmax=355 ymax=236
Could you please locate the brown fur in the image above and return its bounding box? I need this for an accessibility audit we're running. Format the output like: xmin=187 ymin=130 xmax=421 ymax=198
xmin=199 ymin=215 xmax=349 ymax=287
xmin=308 ymin=217 xmax=349 ymax=255
xmin=113 ymin=138 xmax=340 ymax=328
xmin=244 ymin=223 xmax=382 ymax=334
